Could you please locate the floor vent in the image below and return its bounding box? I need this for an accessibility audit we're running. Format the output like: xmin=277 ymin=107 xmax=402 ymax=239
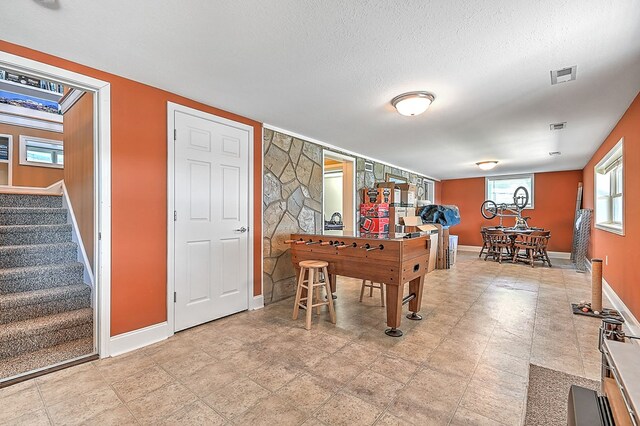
xmin=551 ymin=66 xmax=577 ymax=85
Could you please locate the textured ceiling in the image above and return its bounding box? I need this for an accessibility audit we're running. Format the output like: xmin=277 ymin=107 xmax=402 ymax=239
xmin=1 ymin=0 xmax=639 ymax=179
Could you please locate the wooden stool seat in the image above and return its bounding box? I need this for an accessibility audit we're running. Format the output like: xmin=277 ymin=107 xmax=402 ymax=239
xmin=359 ymin=280 xmax=385 ymax=307
xmin=298 ymin=260 xmax=329 ymax=269
xmin=293 ymin=260 xmax=336 ymax=330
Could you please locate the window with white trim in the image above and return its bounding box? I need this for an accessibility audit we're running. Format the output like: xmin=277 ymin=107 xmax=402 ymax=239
xmin=424 ymin=179 xmax=435 ymax=203
xmin=19 ymin=135 xmax=63 ymax=169
xmin=595 ymin=139 xmax=623 ymax=234
xmin=485 ymin=174 xmax=534 ymax=208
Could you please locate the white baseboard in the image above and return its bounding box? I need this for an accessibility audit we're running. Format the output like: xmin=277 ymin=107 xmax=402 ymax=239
xmin=250 ymin=294 xmax=264 ymax=310
xmin=547 ymin=251 xmax=570 ymax=260
xmin=457 ymin=244 xmax=570 ymax=259
xmin=108 ymin=321 xmax=170 ymax=357
xmin=458 ymin=245 xmax=482 ymax=252
xmin=603 ymin=281 xmax=640 ymax=338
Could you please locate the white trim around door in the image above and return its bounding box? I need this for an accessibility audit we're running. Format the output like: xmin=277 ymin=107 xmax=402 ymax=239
xmin=0 ymin=50 xmax=112 ymax=358
xmin=167 ymin=102 xmax=255 ymax=336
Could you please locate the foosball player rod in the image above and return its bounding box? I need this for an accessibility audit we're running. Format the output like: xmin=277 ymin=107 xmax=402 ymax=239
xmin=306 ymin=240 xmax=320 ymax=245
xmin=319 ymin=241 xmax=333 ymax=246
xmin=366 ymin=244 xmax=384 ymax=252
xmin=360 ymin=243 xmax=371 ymax=249
xmin=336 ymin=242 xmax=357 ymax=249
xmin=284 ymin=239 xmax=305 ymax=244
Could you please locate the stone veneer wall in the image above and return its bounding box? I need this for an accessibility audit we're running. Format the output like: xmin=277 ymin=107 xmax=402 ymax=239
xmin=263 ymin=129 xmax=434 ymax=304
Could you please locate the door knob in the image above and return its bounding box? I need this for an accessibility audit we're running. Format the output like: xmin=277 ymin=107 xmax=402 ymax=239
xmin=234 ymin=226 xmax=248 ymax=233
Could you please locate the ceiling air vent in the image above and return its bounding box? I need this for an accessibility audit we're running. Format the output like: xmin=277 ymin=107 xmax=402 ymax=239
xmin=551 ymin=66 xmax=577 ymax=85
xmin=550 ymin=122 xmax=567 ymax=130
xmin=549 ymin=151 xmax=562 ymax=156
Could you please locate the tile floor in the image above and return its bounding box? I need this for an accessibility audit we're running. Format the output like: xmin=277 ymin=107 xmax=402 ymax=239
xmin=1 ymin=252 xmax=605 ymax=425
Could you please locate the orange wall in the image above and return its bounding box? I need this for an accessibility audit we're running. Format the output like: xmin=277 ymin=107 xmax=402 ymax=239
xmin=0 ymin=123 xmax=64 ymax=187
xmin=583 ymin=92 xmax=640 ymax=320
xmin=0 ymin=41 xmax=263 ymax=336
xmin=441 ymin=170 xmax=582 ymax=252
xmin=434 ymin=180 xmax=442 ymax=204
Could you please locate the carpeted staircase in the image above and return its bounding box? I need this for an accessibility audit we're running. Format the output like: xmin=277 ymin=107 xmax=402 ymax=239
xmin=0 ymin=192 xmax=94 ymax=381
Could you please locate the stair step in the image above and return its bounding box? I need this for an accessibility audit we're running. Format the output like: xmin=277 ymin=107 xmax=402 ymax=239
xmin=0 ymin=242 xmax=77 ymax=269
xmin=0 ymin=262 xmax=84 ymax=294
xmin=0 ymin=308 xmax=93 ymax=359
xmin=0 ymin=337 xmax=94 ymax=382
xmin=0 ymin=285 xmax=91 ymax=324
xmin=0 ymin=193 xmax=63 ymax=208
xmin=0 ymin=207 xmax=67 ymax=226
xmin=0 ymin=224 xmax=72 ymax=246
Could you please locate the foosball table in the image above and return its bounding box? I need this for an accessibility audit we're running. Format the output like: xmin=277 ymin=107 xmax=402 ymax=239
xmin=287 ymin=232 xmax=431 ymax=336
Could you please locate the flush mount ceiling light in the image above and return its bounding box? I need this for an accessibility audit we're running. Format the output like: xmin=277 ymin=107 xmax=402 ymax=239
xmin=391 ymin=91 xmax=435 ymax=116
xmin=476 ymin=161 xmax=498 ymax=171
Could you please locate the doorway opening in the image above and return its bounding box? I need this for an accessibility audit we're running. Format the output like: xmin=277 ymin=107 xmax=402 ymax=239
xmin=322 ymin=151 xmax=356 ymax=235
xmin=0 ymin=51 xmax=110 ymax=385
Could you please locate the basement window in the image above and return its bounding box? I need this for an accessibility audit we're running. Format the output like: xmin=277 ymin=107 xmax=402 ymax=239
xmin=424 ymin=179 xmax=435 ymax=203
xmin=19 ymin=136 xmax=64 ymax=169
xmin=595 ymin=139 xmax=624 ymax=235
xmin=485 ymin=174 xmax=534 ymax=208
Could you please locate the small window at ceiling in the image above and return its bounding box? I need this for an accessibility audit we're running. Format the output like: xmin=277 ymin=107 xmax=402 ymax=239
xmin=595 ymin=139 xmax=623 ymax=235
xmin=485 ymin=174 xmax=534 ymax=208
xmin=424 ymin=179 xmax=435 ymax=203
xmin=19 ymin=135 xmax=63 ymax=169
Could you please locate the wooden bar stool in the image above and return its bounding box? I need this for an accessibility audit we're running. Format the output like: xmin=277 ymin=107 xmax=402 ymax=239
xmin=292 ymin=260 xmax=336 ymax=330
xmin=359 ymin=280 xmax=385 ymax=307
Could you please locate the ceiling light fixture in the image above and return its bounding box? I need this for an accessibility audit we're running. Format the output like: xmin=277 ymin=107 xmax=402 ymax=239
xmin=476 ymin=161 xmax=498 ymax=171
xmin=391 ymin=91 xmax=435 ymax=116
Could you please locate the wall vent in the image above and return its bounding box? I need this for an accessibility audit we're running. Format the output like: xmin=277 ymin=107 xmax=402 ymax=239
xmin=551 ymin=66 xmax=577 ymax=85
xmin=549 ymin=151 xmax=562 ymax=156
xmin=550 ymin=122 xmax=567 ymax=130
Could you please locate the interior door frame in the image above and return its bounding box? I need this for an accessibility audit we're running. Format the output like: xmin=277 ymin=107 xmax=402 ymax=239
xmin=167 ymin=102 xmax=254 ymax=334
xmin=0 ymin=51 xmax=112 ymax=357
xmin=322 ymin=150 xmax=357 ymax=234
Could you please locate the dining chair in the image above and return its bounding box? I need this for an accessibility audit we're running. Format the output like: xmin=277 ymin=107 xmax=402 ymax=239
xmin=531 ymin=230 xmax=552 ymax=267
xmin=512 ymin=232 xmax=551 ymax=267
xmin=484 ymin=229 xmax=511 ymax=263
xmin=479 ymin=227 xmax=491 ymax=258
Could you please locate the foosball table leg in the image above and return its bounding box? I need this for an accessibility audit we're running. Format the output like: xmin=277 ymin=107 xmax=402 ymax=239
xmin=406 ymin=275 xmax=425 ymax=321
xmin=385 ymin=328 xmax=403 ymax=337
xmin=384 ymin=284 xmax=404 ymax=337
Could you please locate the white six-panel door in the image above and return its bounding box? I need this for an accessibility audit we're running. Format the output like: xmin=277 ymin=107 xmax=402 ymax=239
xmin=173 ymin=110 xmax=250 ymax=331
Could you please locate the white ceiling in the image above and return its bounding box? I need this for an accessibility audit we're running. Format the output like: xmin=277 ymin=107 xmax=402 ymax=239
xmin=2 ymin=0 xmax=639 ymax=180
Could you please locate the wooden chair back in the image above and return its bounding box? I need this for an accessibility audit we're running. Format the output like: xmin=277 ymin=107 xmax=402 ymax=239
xmin=514 ymin=233 xmax=546 ymax=249
xmin=486 ymin=229 xmax=510 ymax=245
